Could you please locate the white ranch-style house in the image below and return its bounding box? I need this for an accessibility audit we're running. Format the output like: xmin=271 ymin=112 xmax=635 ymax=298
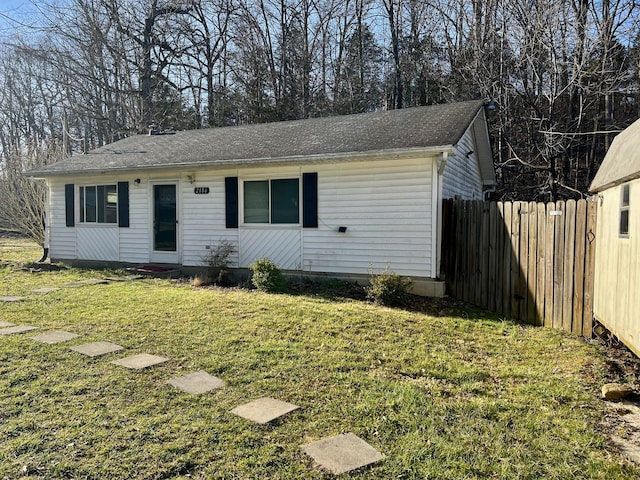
xmin=28 ymin=100 xmax=496 ymax=296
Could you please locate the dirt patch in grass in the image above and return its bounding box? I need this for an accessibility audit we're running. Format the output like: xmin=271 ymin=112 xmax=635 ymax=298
xmin=588 ymin=336 xmax=640 ymax=465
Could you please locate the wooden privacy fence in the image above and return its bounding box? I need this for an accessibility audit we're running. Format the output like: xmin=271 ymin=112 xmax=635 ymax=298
xmin=441 ymin=199 xmax=597 ymax=337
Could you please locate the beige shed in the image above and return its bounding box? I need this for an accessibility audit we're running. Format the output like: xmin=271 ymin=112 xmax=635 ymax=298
xmin=590 ymin=117 xmax=640 ymax=355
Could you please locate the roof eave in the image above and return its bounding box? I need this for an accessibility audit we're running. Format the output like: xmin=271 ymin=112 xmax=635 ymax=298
xmin=589 ymin=171 xmax=640 ymax=192
xmin=25 ymin=145 xmax=456 ymax=178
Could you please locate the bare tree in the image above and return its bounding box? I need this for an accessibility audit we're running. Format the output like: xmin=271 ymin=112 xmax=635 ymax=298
xmin=0 ymin=142 xmax=62 ymax=247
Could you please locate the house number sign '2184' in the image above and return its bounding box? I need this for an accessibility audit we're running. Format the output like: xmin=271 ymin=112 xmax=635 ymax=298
xmin=194 ymin=187 xmax=210 ymax=194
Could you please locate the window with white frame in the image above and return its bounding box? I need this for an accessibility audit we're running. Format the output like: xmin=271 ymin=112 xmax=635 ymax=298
xmin=620 ymin=183 xmax=630 ymax=237
xmin=243 ymin=178 xmax=299 ymax=224
xmin=79 ymin=185 xmax=118 ymax=223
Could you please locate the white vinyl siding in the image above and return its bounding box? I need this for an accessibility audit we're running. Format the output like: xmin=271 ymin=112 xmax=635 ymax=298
xmin=48 ymin=179 xmax=77 ymax=260
xmin=181 ymin=171 xmax=238 ymax=267
xmin=303 ymin=158 xmax=434 ymax=278
xmin=239 ymin=228 xmax=301 ymax=269
xmin=119 ymin=178 xmax=150 ymax=263
xmin=77 ymin=227 xmax=119 ymax=260
xmin=442 ymin=126 xmax=483 ymax=200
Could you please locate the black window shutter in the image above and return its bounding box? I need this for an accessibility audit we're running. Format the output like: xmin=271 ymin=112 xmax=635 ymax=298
xmin=117 ymin=181 xmax=130 ymax=227
xmin=64 ymin=183 xmax=75 ymax=227
xmin=302 ymin=172 xmax=318 ymax=228
xmin=225 ymin=177 xmax=239 ymax=228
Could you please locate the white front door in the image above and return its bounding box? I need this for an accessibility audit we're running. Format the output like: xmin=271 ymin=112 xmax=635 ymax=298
xmin=150 ymin=182 xmax=180 ymax=264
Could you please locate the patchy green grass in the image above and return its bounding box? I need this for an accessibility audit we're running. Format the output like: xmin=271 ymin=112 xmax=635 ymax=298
xmin=0 ymin=239 xmax=637 ymax=479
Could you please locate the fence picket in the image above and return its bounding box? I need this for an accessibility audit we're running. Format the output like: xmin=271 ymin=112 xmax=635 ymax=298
xmin=544 ymin=202 xmax=556 ymax=328
xmin=496 ymin=202 xmax=505 ymax=315
xmin=552 ymin=201 xmax=566 ymax=330
xmin=535 ymin=202 xmax=547 ymax=326
xmin=573 ymin=200 xmax=587 ymax=335
xmin=503 ymin=202 xmax=513 ymax=317
xmin=527 ymin=201 xmax=538 ymax=324
xmin=562 ymin=200 xmax=576 ymax=332
xmin=583 ymin=200 xmax=597 ymax=336
xmin=488 ymin=202 xmax=498 ymax=312
xmin=480 ymin=202 xmax=490 ymax=310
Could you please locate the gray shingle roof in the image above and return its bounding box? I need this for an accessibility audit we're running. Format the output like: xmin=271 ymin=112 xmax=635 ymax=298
xmin=28 ymin=100 xmax=485 ymax=177
xmin=590 ymin=117 xmax=640 ymax=192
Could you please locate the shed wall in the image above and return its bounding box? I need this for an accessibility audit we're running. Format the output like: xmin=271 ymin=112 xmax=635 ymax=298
xmin=593 ymin=179 xmax=640 ymax=355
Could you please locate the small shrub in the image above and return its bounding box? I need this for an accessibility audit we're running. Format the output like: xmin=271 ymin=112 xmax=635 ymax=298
xmin=365 ymin=266 xmax=413 ymax=306
xmin=202 ymin=240 xmax=236 ymax=285
xmin=191 ymin=275 xmax=206 ymax=287
xmin=249 ymin=257 xmax=286 ymax=293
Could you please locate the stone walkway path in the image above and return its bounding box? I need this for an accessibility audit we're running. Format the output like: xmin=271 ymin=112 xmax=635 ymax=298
xmin=0 ymin=277 xmax=384 ymax=475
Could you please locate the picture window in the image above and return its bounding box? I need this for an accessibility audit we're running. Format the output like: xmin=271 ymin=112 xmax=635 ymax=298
xmin=243 ymin=178 xmax=299 ymax=224
xmin=80 ymin=185 xmax=118 ymax=224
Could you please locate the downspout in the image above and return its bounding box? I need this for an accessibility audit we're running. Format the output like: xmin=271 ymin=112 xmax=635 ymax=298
xmin=38 ymin=183 xmax=51 ymax=262
xmin=432 ymin=152 xmax=448 ymax=279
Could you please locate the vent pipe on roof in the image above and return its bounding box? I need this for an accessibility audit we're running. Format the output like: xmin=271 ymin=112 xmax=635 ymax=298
xmin=148 ymin=124 xmax=160 ymax=135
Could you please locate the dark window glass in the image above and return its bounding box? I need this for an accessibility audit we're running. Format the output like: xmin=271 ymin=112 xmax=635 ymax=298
xmin=80 ymin=187 xmax=85 ymax=223
xmin=622 ymin=184 xmax=630 ymax=207
xmin=271 ymin=179 xmax=299 ymax=224
xmin=105 ymin=185 xmax=118 ymax=223
xmin=620 ymin=209 xmax=630 ymax=236
xmin=244 ymin=181 xmax=269 ymax=223
xmin=620 ymin=184 xmax=631 ymax=236
xmin=85 ymin=186 xmax=97 ymax=222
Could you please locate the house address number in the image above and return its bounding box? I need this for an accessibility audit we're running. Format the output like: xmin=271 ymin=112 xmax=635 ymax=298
xmin=194 ymin=187 xmax=210 ymax=194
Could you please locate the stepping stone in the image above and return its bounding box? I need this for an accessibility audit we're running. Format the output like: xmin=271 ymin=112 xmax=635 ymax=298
xmin=302 ymin=433 xmax=384 ymax=475
xmin=0 ymin=321 xmax=15 ymax=328
xmin=0 ymin=325 xmax=39 ymax=335
xmin=0 ymin=296 xmax=26 ymax=302
xmin=31 ymin=330 xmax=79 ymax=344
xmin=71 ymin=341 xmax=124 ymax=357
xmin=104 ymin=275 xmax=144 ymax=282
xmin=112 ymin=353 xmax=169 ymax=370
xmin=78 ymin=279 xmax=109 ymax=285
xmin=31 ymin=287 xmax=60 ymax=294
xmin=231 ymin=397 xmax=300 ymax=424
xmin=167 ymin=370 xmax=225 ymax=394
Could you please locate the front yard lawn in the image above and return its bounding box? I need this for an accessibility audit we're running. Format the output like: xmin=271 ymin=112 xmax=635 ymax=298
xmin=0 ymin=238 xmax=638 ymax=479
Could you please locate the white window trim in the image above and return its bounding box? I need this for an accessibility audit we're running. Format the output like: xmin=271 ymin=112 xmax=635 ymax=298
xmin=240 ymin=176 xmax=302 ymax=227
